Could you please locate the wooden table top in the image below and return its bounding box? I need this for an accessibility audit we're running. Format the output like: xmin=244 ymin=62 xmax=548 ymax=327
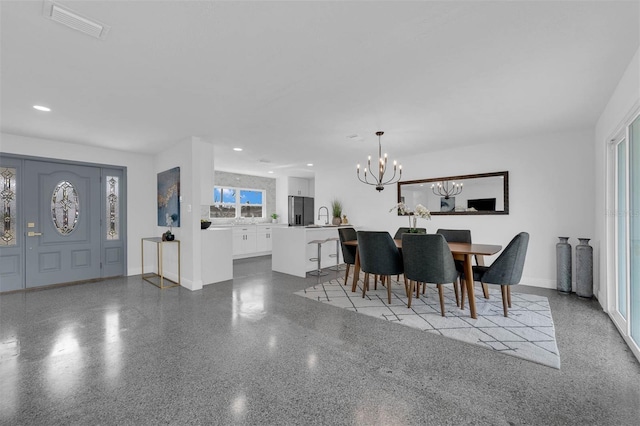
xmin=343 ymin=239 xmax=501 ymax=256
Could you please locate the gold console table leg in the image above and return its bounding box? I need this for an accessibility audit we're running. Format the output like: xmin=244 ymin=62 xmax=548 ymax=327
xmin=141 ymin=237 xmax=181 ymax=289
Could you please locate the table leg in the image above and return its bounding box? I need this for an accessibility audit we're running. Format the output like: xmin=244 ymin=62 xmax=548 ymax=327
xmin=464 ymin=253 xmax=477 ymax=319
xmin=351 ymin=247 xmax=360 ymax=293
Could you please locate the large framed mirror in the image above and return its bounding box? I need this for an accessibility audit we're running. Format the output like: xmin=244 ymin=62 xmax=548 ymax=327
xmin=397 ymin=171 xmax=509 ymax=215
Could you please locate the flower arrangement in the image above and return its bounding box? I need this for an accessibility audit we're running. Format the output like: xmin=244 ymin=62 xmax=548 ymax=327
xmin=390 ymin=202 xmax=431 ymax=232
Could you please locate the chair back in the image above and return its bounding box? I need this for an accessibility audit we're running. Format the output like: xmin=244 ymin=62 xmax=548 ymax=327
xmin=393 ymin=227 xmax=426 ymax=239
xmin=436 ymin=229 xmax=471 ymax=244
xmin=402 ymin=233 xmax=458 ymax=284
xmin=481 ymin=232 xmax=530 ymax=285
xmin=357 ymin=231 xmax=403 ymax=276
xmin=338 ymin=227 xmax=357 ymax=265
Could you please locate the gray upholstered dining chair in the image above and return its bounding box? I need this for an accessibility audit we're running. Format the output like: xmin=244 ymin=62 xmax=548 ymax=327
xmin=392 ymin=227 xmax=426 ymax=281
xmin=393 ymin=227 xmax=426 ymax=239
xmin=436 ymin=228 xmax=475 ymax=306
xmin=357 ymin=231 xmax=405 ymax=304
xmin=338 ymin=227 xmax=357 ymax=285
xmin=401 ymin=233 xmax=458 ymax=314
xmin=462 ymin=232 xmax=530 ymax=317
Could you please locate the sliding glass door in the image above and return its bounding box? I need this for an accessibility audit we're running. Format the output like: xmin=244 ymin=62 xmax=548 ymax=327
xmin=629 ymin=116 xmax=640 ymax=346
xmin=611 ymin=113 xmax=640 ymax=359
xmin=615 ymin=136 xmax=628 ymax=321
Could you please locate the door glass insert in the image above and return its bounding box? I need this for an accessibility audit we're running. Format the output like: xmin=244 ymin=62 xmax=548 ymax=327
xmin=106 ymin=176 xmax=119 ymax=240
xmin=51 ymin=180 xmax=79 ymax=235
xmin=0 ymin=167 xmax=17 ymax=246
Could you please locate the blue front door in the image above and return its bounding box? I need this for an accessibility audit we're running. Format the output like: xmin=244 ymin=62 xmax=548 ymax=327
xmin=23 ymin=160 xmax=102 ymax=287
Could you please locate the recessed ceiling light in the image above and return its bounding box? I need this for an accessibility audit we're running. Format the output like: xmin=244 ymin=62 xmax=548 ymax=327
xmin=233 ymin=148 xmax=243 ymax=152
xmin=33 ymin=105 xmax=51 ymax=112
xmin=268 ymin=171 xmax=274 ymax=174
xmin=307 ymin=163 xmax=313 ymax=167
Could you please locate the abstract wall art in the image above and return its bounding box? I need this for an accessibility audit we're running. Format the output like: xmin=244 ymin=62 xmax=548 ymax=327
xmin=157 ymin=167 xmax=180 ymax=227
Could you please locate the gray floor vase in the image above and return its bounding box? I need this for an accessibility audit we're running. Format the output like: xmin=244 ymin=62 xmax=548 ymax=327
xmin=1 ymin=255 xmax=639 ymax=425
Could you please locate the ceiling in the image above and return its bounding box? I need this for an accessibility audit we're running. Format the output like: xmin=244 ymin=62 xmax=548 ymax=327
xmin=1 ymin=1 xmax=638 ymax=179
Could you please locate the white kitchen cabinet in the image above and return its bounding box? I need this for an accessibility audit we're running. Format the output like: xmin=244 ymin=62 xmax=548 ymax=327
xmin=256 ymin=226 xmax=274 ymax=253
xmin=288 ymin=177 xmax=310 ymax=196
xmin=233 ymin=226 xmax=257 ymax=256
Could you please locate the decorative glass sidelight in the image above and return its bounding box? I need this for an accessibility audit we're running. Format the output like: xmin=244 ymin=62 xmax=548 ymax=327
xmin=51 ymin=180 xmax=79 ymax=235
xmin=0 ymin=167 xmax=17 ymax=246
xmin=106 ymin=176 xmax=119 ymax=240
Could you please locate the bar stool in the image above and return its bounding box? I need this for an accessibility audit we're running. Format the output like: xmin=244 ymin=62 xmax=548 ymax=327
xmin=308 ymin=239 xmax=328 ymax=276
xmin=326 ymin=237 xmax=342 ymax=271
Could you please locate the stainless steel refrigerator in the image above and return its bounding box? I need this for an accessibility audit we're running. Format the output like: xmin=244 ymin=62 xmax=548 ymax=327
xmin=288 ymin=196 xmax=314 ymax=226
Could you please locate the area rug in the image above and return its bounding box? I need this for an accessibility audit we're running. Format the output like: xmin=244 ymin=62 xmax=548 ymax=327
xmin=295 ymin=276 xmax=561 ymax=369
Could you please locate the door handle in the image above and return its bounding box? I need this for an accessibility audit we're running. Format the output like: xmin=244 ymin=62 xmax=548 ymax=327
xmin=27 ymin=231 xmax=42 ymax=237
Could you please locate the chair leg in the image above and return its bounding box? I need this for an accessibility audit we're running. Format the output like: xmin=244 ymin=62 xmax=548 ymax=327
xmin=344 ymin=263 xmax=351 ymax=285
xmin=362 ymin=272 xmax=370 ymax=298
xmin=374 ymin=274 xmax=378 ymax=290
xmin=386 ymin=275 xmax=392 ymax=304
xmin=453 ymin=279 xmax=460 ymax=307
xmin=438 ymin=284 xmax=445 ymax=317
xmin=500 ymin=285 xmax=509 ymax=317
xmin=415 ymin=281 xmax=420 ymax=300
xmin=482 ymin=283 xmax=489 ymax=299
xmin=407 ymin=280 xmax=414 ymax=308
xmin=460 ymin=278 xmax=466 ymax=310
xmin=507 ymin=285 xmax=512 ymax=308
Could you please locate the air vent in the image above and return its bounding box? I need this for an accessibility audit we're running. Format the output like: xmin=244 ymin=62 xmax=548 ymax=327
xmin=43 ymin=1 xmax=110 ymax=40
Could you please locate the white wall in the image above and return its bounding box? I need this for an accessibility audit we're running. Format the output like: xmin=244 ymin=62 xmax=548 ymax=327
xmin=0 ymin=132 xmax=156 ymax=277
xmin=315 ymin=129 xmax=595 ymax=290
xmin=595 ymin=46 xmax=640 ymax=311
xmin=154 ymin=137 xmax=212 ymax=291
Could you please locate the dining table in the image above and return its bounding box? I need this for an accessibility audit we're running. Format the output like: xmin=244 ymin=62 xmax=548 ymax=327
xmin=343 ymin=238 xmax=502 ymax=319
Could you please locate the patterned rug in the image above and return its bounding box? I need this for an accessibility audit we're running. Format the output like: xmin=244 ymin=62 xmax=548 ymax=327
xmin=295 ymin=276 xmax=561 ymax=369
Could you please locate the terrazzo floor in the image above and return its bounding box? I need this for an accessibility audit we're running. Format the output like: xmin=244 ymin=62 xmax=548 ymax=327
xmin=1 ymin=256 xmax=639 ymax=425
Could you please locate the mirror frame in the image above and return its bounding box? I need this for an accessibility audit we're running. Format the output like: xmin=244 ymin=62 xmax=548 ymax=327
xmin=397 ymin=171 xmax=509 ymax=216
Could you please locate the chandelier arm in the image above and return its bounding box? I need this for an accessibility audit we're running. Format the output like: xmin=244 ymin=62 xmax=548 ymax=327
xmin=380 ymin=167 xmax=401 ymax=185
xmin=357 ymin=171 xmax=382 ymax=186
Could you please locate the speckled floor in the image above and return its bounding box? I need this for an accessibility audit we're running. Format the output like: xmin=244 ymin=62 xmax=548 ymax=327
xmin=1 ymin=255 xmax=639 ymax=425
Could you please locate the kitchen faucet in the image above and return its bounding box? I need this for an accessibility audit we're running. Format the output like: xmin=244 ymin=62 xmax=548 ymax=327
xmin=318 ymin=206 xmax=329 ymax=225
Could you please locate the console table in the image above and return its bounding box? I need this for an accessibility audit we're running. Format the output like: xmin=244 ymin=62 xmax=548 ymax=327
xmin=141 ymin=237 xmax=181 ymax=289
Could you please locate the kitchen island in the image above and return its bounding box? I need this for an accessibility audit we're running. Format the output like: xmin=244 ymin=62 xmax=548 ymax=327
xmin=272 ymin=225 xmax=354 ymax=277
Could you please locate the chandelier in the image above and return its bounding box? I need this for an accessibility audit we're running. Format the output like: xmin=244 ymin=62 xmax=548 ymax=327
xmin=431 ymin=180 xmax=463 ymax=199
xmin=356 ymin=131 xmax=402 ymax=191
